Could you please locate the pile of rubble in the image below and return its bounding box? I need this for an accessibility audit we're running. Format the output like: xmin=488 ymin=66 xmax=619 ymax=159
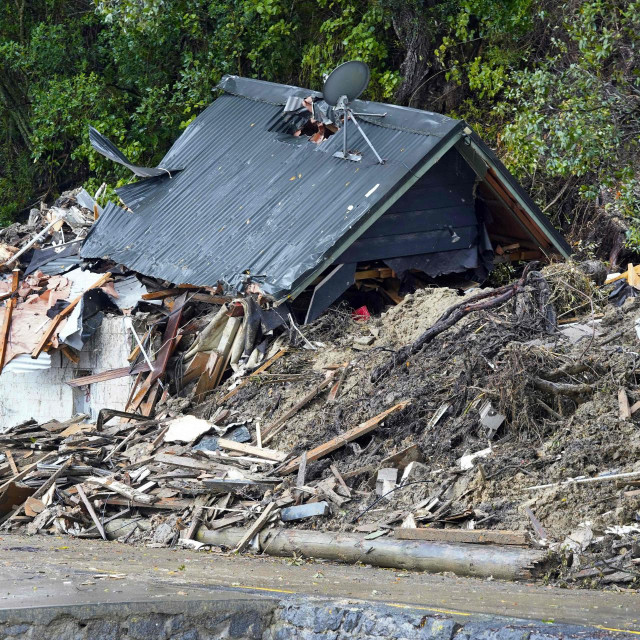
xmin=0 ymin=189 xmax=639 ymax=589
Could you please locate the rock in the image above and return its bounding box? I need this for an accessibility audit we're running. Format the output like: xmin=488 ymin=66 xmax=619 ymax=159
xmin=152 ymin=522 xmax=176 ymax=545
xmin=579 ymin=260 xmax=607 ymax=286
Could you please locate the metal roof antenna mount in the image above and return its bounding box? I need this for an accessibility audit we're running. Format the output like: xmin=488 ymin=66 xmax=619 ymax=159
xmin=322 ymin=61 xmax=386 ymax=164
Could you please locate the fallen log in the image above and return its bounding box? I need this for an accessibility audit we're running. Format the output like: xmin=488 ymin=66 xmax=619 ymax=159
xmin=196 ymin=527 xmax=547 ymax=581
xmin=371 ymin=263 xmax=537 ymax=384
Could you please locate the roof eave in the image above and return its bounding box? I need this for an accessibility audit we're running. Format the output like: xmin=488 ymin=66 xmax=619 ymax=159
xmin=278 ymin=123 xmax=466 ymax=304
xmin=466 ymin=132 xmax=571 ymax=260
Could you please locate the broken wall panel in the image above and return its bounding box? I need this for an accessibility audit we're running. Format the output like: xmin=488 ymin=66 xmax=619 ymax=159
xmin=0 ymin=316 xmax=132 ymax=430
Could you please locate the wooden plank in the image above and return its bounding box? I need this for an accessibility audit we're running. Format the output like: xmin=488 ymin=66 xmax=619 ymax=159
xmin=183 ymin=495 xmax=207 ymax=540
xmin=182 ymin=351 xmax=211 ymax=385
xmin=234 ymin=502 xmax=277 ymax=553
xmin=296 ymin=452 xmax=308 ymax=490
xmin=327 ymin=364 xmax=349 ymax=404
xmin=194 ymin=352 xmax=221 ymax=397
xmin=59 ymin=345 xmax=80 ymax=364
xmin=330 ymin=464 xmax=351 ymax=497
xmin=139 ymin=380 xmax=161 ymax=417
xmin=355 ymin=268 xmax=394 ymax=280
xmin=142 ymin=288 xmax=229 ymax=303
xmin=202 ymin=478 xmax=280 ymax=493
xmin=381 ymin=444 xmax=423 ymax=471
xmin=208 ymin=513 xmax=246 ymax=530
xmin=104 ymin=428 xmax=139 ymax=462
xmin=0 ymin=452 xmax=56 ymax=495
xmin=219 ymin=348 xmax=287 ymax=403
xmin=7 ymin=457 xmax=73 ymax=523
xmin=77 ymin=484 xmax=106 ymax=540
xmin=262 ymin=373 xmax=336 ymax=444
xmin=142 ymin=288 xmax=191 ymax=300
xmin=128 ymin=328 xmax=150 ymax=363
xmin=394 ymin=528 xmax=529 ymax=546
xmin=67 ymin=366 xmax=137 ymax=387
xmin=341 ymin=464 xmax=377 ymax=480
xmin=278 ymin=401 xmax=410 ymax=475
xmin=606 ymin=265 xmax=640 ymax=286
xmin=629 ymin=263 xmax=640 ymax=289
xmin=154 ymin=453 xmax=223 ymax=473
xmin=148 ymin=292 xmax=187 ymax=384
xmin=4 ymin=450 xmax=18 ymax=475
xmin=126 ymin=372 xmax=154 ymax=414
xmin=86 ymin=476 xmax=157 ymax=505
xmin=0 ymin=269 xmax=19 ymax=374
xmin=32 ymin=272 xmax=112 ymax=358
xmin=216 ymin=439 xmax=287 ymax=462
xmin=101 ymin=496 xmax=192 ymax=510
xmin=619 ymin=388 xmax=631 ymax=420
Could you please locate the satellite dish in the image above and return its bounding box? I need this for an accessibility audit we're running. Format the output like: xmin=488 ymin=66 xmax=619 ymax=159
xmin=323 ymin=61 xmax=370 ymax=107
xmin=321 ymin=61 xmax=385 ymax=164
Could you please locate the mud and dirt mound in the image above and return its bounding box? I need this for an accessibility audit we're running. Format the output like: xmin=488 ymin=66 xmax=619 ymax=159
xmin=207 ymin=264 xmax=639 ymax=588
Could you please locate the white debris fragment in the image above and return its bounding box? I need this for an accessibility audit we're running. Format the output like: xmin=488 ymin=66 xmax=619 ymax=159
xmin=164 ymin=416 xmax=212 ymax=443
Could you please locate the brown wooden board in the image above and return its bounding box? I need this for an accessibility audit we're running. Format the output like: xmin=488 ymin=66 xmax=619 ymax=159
xmin=32 ymin=272 xmax=112 ymax=358
xmin=394 ymin=528 xmax=529 ymax=546
xmin=278 ymin=401 xmax=410 ymax=475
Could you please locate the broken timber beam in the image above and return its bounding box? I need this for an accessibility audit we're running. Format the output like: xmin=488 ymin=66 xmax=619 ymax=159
xmin=233 ymin=501 xmax=278 ymax=553
xmin=100 ymin=497 xmax=192 ymax=510
xmin=0 ymin=268 xmax=19 ymax=374
xmin=77 ymin=484 xmax=107 ymax=540
xmin=154 ymin=453 xmax=226 ymax=473
xmin=32 ymin=272 xmax=112 ymax=358
xmin=394 ymin=528 xmax=529 ymax=545
xmin=278 ymin=401 xmax=410 ymax=475
xmin=216 ymin=439 xmax=287 ymax=462
xmin=86 ymin=476 xmax=157 ymax=505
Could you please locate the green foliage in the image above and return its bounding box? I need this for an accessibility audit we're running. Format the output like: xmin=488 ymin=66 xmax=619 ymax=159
xmin=0 ymin=0 xmax=637 ymax=262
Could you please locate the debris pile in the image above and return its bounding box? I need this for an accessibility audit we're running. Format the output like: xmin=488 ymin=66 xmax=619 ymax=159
xmin=0 ymin=190 xmax=639 ymax=589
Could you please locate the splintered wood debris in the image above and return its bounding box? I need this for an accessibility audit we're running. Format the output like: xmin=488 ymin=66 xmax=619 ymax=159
xmin=0 ymin=191 xmax=639 ymax=586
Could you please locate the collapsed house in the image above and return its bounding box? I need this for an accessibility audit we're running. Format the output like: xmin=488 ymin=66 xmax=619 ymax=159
xmin=83 ymin=75 xmax=570 ymax=322
xmin=0 ymin=73 xmax=569 ymax=428
xmin=8 ymin=72 xmax=639 ymax=587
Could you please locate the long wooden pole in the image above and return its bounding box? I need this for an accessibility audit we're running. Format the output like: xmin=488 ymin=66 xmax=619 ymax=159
xmin=196 ymin=527 xmax=545 ymax=581
xmin=0 ymin=269 xmax=20 ymax=374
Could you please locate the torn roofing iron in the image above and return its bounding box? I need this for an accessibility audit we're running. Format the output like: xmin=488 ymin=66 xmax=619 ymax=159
xmin=88 ymin=127 xmax=182 ymax=179
xmin=81 ymin=75 xmax=568 ymax=299
xmin=82 ymin=78 xmax=464 ymax=299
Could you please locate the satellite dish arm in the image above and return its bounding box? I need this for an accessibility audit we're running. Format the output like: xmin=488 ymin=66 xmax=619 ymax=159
xmin=348 ymin=112 xmax=384 ymax=165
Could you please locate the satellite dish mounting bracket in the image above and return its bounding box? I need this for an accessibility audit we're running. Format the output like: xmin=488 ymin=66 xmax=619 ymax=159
xmin=322 ymin=62 xmax=386 ymax=165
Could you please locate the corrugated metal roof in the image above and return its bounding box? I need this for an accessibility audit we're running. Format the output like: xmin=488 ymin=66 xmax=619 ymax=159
xmin=81 ymin=75 xmax=569 ymax=299
xmin=81 ymin=77 xmax=463 ymax=299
